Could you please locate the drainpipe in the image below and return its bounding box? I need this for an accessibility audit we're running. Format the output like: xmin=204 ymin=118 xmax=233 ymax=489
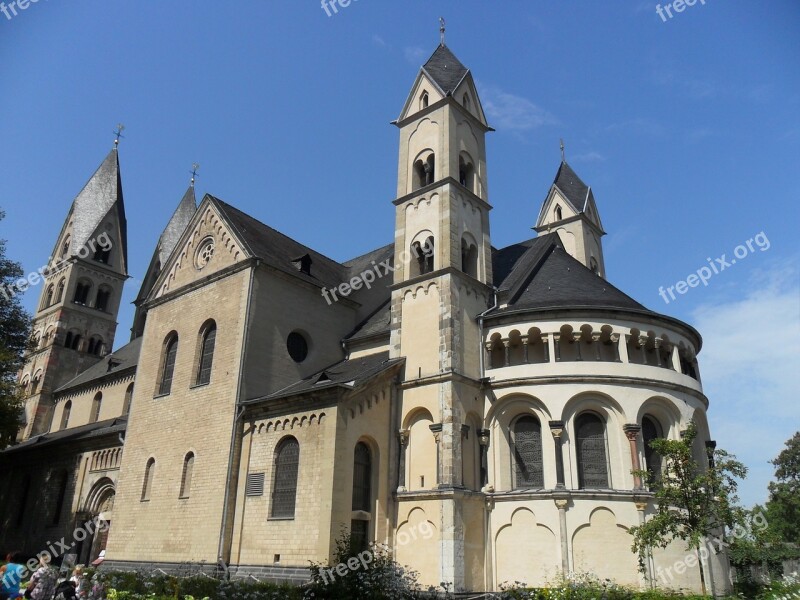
xmin=217 ymin=261 xmax=257 ymax=576
xmin=477 ymin=287 xmax=498 ymax=380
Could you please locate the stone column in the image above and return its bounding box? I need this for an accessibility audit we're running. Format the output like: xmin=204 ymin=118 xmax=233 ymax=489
xmin=484 ymin=342 xmax=493 ymax=370
xmin=624 ymin=424 xmax=643 ymax=489
xmin=429 ymin=424 xmax=442 ymax=487
xmin=479 ymin=429 xmax=490 ymax=488
xmin=654 ymin=338 xmax=663 ymax=367
xmin=549 ymin=421 xmax=566 ymax=488
xmin=611 ymin=333 xmax=622 ymax=362
xmin=573 ymin=333 xmax=583 ymax=361
xmin=503 ymin=340 xmax=511 ymax=367
xmin=592 ymin=332 xmax=602 ymax=361
xmin=635 ymin=500 xmax=653 ymax=588
xmin=638 ymin=335 xmax=648 ymax=364
xmin=553 ymin=333 xmax=562 ymax=362
xmin=554 ymin=497 xmax=570 ymax=575
xmin=542 ymin=335 xmax=551 ymax=363
xmin=521 ymin=337 xmax=529 ymax=364
xmin=397 ymin=429 xmax=409 ymax=492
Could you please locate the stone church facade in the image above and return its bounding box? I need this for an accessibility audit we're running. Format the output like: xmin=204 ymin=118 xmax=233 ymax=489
xmin=1 ymin=44 xmax=731 ymax=594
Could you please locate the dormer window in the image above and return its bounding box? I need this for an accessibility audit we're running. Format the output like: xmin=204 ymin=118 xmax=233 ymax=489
xmin=292 ymin=254 xmax=313 ymax=276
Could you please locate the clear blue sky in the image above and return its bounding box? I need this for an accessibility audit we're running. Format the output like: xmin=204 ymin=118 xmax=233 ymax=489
xmin=1 ymin=1 xmax=798 ymax=507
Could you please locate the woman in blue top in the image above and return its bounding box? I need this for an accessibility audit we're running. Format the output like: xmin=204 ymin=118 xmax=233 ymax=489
xmin=0 ymin=552 xmax=26 ymax=600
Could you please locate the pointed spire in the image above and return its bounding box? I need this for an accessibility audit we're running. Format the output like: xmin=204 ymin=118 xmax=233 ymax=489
xmin=422 ymin=44 xmax=469 ymax=96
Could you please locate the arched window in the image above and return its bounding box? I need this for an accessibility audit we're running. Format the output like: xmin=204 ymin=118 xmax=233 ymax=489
xmin=179 ymin=452 xmax=195 ymax=499
xmin=462 ymin=93 xmax=471 ymax=112
xmin=42 ymin=284 xmax=54 ymax=309
xmin=158 ymin=333 xmax=179 ymax=395
xmin=55 ymin=278 xmax=65 ymax=303
xmin=420 ymin=91 xmax=429 ymax=110
xmin=51 ymin=470 xmax=69 ymax=525
xmin=61 ymin=236 xmax=71 ymax=258
xmin=73 ymin=280 xmax=92 ymax=305
xmin=271 ymin=437 xmax=300 ymax=518
xmin=642 ymin=416 xmax=663 ymax=486
xmin=93 ymin=241 xmax=112 ymax=264
xmin=411 ymin=236 xmax=435 ymax=277
xmin=351 ymin=442 xmax=373 ymax=552
xmin=196 ymin=323 xmax=216 ymax=386
xmin=65 ymin=331 xmax=82 ymax=351
xmin=141 ymin=458 xmax=155 ymax=501
xmin=459 ymin=155 xmax=475 ymax=192
xmin=90 ymin=392 xmax=102 ymax=423
xmin=31 ymin=371 xmax=42 ymax=395
xmin=555 ymin=205 xmax=563 ymax=221
xmin=461 ymin=237 xmax=478 ymax=278
xmin=589 ymin=257 xmax=599 ymax=275
xmin=60 ymin=400 xmax=72 ymax=430
xmin=87 ymin=336 xmax=104 ymax=357
xmin=575 ymin=412 xmax=609 ymax=489
xmin=512 ymin=416 xmax=544 ymax=489
xmin=95 ymin=285 xmax=112 ymax=312
xmin=123 ymin=383 xmax=134 ymax=415
xmin=425 ymin=154 xmax=435 ymax=185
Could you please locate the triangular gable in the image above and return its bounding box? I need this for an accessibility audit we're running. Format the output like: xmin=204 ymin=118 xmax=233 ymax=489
xmin=535 ymin=185 xmax=580 ymax=229
xmin=452 ymin=73 xmax=489 ymax=127
xmin=397 ymin=69 xmax=447 ymax=122
xmin=148 ymin=196 xmax=249 ymax=300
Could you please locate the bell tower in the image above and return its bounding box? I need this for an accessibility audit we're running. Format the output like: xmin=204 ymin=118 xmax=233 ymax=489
xmin=18 ymin=145 xmax=128 ymax=439
xmin=390 ymin=40 xmax=494 ymax=590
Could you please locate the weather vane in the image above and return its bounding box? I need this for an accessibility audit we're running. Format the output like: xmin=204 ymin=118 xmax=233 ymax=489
xmin=439 ymin=17 xmax=446 ymax=46
xmin=560 ymin=138 xmax=565 ymax=162
xmin=113 ymin=124 xmax=125 ymax=149
xmin=190 ymin=163 xmax=200 ymax=187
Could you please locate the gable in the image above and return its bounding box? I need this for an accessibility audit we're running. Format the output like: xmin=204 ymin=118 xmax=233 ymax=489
xmin=398 ymin=71 xmax=446 ymax=122
xmin=152 ymin=201 xmax=247 ymax=299
xmin=452 ymin=74 xmax=489 ymax=127
xmin=536 ymin=186 xmax=579 ymax=229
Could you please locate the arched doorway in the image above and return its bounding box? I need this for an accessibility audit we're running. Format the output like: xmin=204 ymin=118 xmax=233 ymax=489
xmin=76 ymin=478 xmax=115 ymax=565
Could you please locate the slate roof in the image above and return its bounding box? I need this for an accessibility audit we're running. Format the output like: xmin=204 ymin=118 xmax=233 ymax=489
xmin=246 ymin=351 xmax=403 ymax=403
xmin=63 ymin=149 xmax=128 ymax=272
xmin=135 ymin=186 xmax=197 ymax=303
xmin=346 ymin=300 xmax=391 ymax=341
xmin=3 ymin=417 xmax=127 ymax=454
xmin=422 ymin=44 xmax=470 ymax=95
xmin=552 ymin=160 xmax=595 ymax=213
xmin=491 ymin=233 xmax=651 ymax=315
xmin=54 ymin=337 xmax=142 ymax=394
xmin=209 ymin=196 xmax=348 ymax=291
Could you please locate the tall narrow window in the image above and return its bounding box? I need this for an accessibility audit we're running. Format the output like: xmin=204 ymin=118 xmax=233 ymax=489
xmin=642 ymin=416 xmax=663 ymax=485
xmin=74 ymin=280 xmax=92 ymax=305
xmin=512 ymin=416 xmax=544 ymax=489
xmin=122 ymin=383 xmax=134 ymax=416
xmin=51 ymin=470 xmax=68 ymax=525
xmin=141 ymin=458 xmax=155 ymax=501
xmin=351 ymin=442 xmax=373 ymax=552
xmin=93 ymin=242 xmax=111 ymax=264
xmin=420 ymin=91 xmax=429 ymax=109
xmin=60 ymin=401 xmax=72 ymax=430
xmin=196 ymin=323 xmax=216 ymax=385
xmin=87 ymin=336 xmax=104 ymax=357
xmin=90 ymin=392 xmax=102 ymax=423
xmin=158 ymin=334 xmax=179 ymax=395
xmin=576 ymin=412 xmax=609 ymax=489
xmin=179 ymin=452 xmax=195 ymax=499
xmin=61 ymin=236 xmax=71 ymax=258
xmin=555 ymin=205 xmax=563 ymax=221
xmin=271 ymin=437 xmax=300 ymax=518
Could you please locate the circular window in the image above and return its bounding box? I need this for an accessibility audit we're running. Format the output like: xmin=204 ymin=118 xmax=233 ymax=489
xmin=287 ymin=332 xmax=309 ymax=363
xmin=195 ymin=237 xmax=216 ymax=269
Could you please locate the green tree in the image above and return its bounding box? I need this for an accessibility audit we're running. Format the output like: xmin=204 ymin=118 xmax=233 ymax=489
xmin=766 ymin=432 xmax=800 ymax=545
xmin=0 ymin=209 xmax=32 ymax=448
xmin=629 ymin=421 xmax=748 ymax=595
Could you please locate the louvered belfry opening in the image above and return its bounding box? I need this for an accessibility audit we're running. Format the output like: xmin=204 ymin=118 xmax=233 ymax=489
xmin=576 ymin=412 xmax=609 ymax=488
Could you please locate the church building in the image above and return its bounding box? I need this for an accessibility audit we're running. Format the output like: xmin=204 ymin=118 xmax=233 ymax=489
xmin=1 ymin=42 xmax=730 ymax=594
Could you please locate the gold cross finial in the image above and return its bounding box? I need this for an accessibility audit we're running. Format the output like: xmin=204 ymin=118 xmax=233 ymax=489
xmin=190 ymin=163 xmax=200 ymax=187
xmin=113 ymin=124 xmax=125 ymax=149
xmin=439 ymin=17 xmax=446 ymax=46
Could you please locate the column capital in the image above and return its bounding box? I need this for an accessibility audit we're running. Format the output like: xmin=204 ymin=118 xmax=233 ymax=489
xmin=429 ymin=423 xmax=442 ymax=443
xmin=554 ymin=498 xmax=569 ymax=510
xmin=623 ymin=423 xmax=641 ymax=441
xmin=478 ymin=428 xmax=491 ymax=446
xmin=591 ymin=332 xmax=602 ymax=343
xmin=610 ymin=333 xmax=620 ymax=343
xmin=634 ymin=501 xmax=648 ymax=512
xmin=549 ymin=420 xmax=565 ymax=438
xmin=398 ymin=429 xmax=410 ymax=445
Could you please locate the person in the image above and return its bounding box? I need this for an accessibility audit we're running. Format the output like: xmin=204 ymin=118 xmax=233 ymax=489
xmin=26 ymin=556 xmax=58 ymax=600
xmin=0 ymin=552 xmax=26 ymax=600
xmin=52 ymin=580 xmax=77 ymax=600
xmin=69 ymin=568 xmax=85 ymax=600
